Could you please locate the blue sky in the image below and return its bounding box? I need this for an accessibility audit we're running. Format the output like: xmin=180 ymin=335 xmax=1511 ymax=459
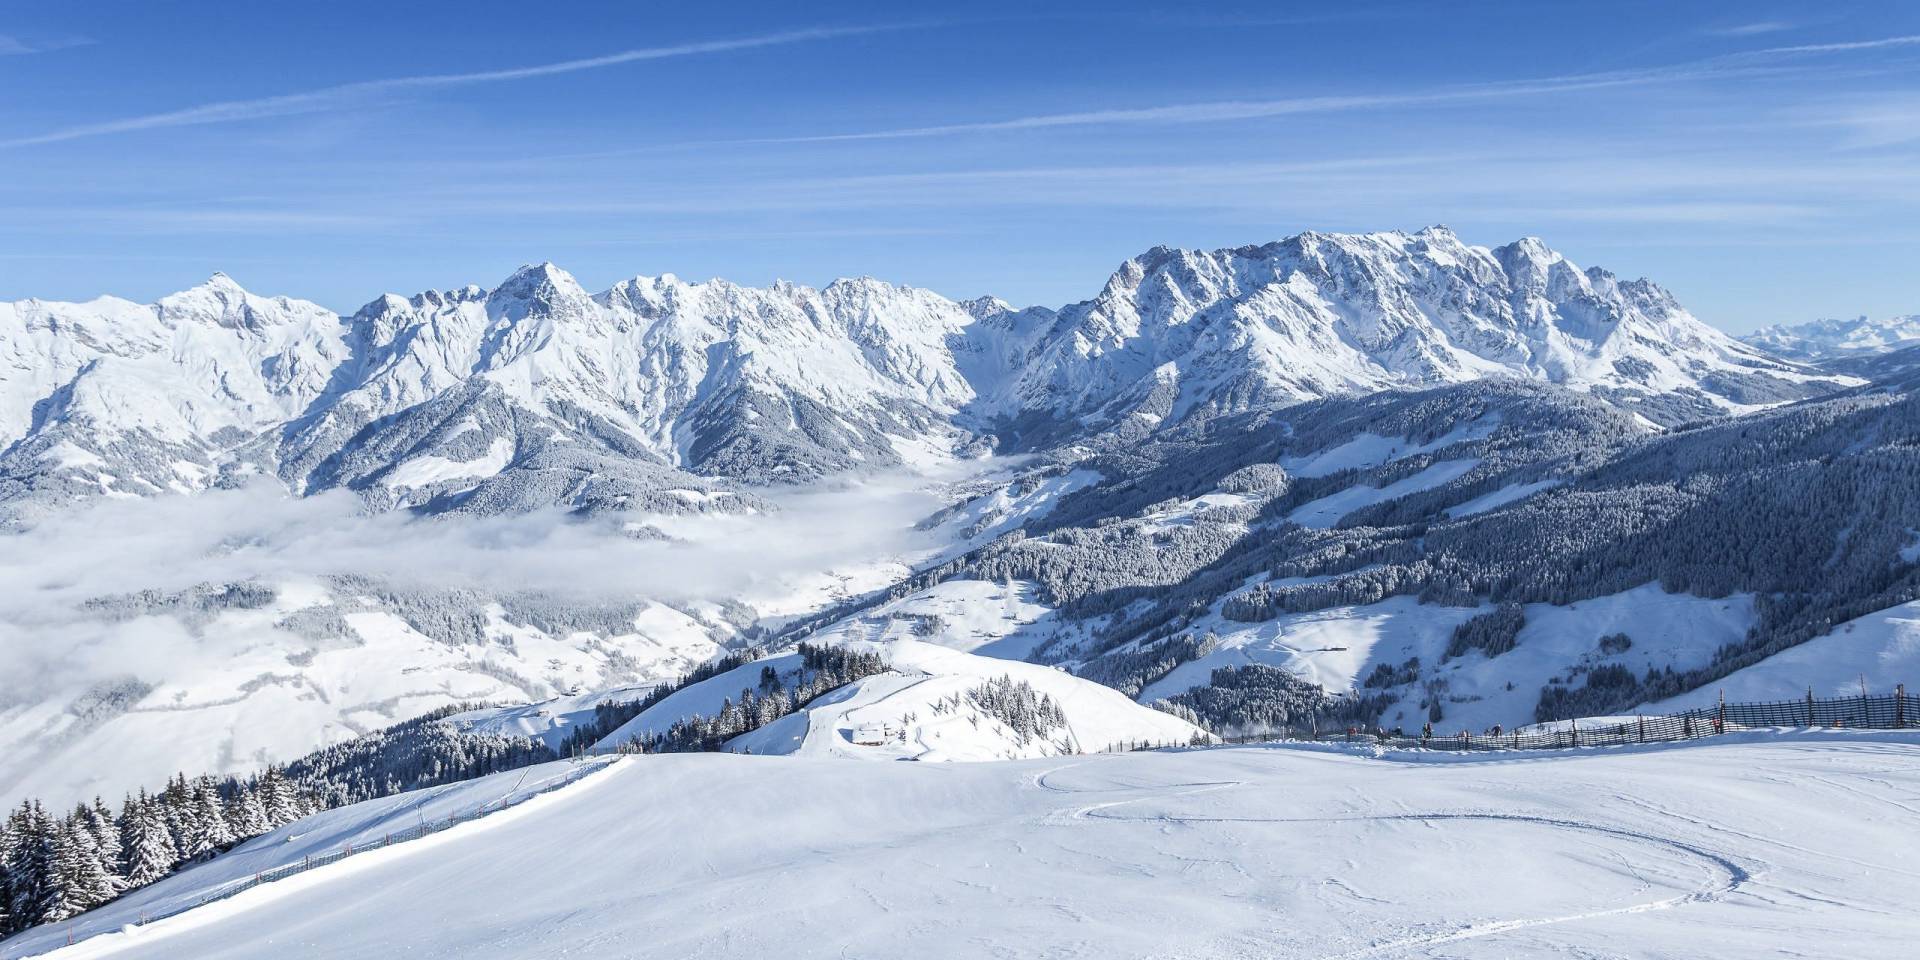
xmin=2 ymin=1 xmax=1917 ymax=331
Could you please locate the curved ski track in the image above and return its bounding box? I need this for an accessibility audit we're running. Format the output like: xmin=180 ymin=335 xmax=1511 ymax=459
xmin=1030 ymin=758 xmax=1752 ymax=958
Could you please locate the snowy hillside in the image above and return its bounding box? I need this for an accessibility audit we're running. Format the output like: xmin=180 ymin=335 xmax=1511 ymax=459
xmin=1643 ymin=600 xmax=1920 ymax=711
xmin=589 ymin=637 xmax=1204 ymax=761
xmin=9 ymin=735 xmax=1918 ymax=959
xmin=896 ymin=378 xmax=1920 ymax=737
xmin=1743 ymin=313 xmax=1920 ymax=360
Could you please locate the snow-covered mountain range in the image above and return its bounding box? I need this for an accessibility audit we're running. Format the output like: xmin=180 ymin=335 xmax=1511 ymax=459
xmin=1742 ymin=313 xmax=1920 ymax=360
xmin=3 ymin=228 xmax=1909 ymax=817
xmin=0 ymin=228 xmax=1842 ymax=526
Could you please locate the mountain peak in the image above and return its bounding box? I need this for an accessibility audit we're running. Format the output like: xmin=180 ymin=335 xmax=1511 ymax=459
xmin=490 ymin=262 xmax=590 ymax=308
xmin=167 ymin=271 xmax=249 ymax=299
xmin=497 ymin=261 xmax=578 ymax=289
xmin=155 ymin=271 xmax=266 ymax=329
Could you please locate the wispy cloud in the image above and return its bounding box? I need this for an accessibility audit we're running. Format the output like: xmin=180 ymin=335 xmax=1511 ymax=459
xmin=711 ymin=74 xmax=1701 ymax=146
xmin=0 ymin=33 xmax=92 ymax=56
xmin=1 ymin=24 xmax=915 ymax=148
xmin=1741 ymin=33 xmax=1920 ymax=56
xmin=1708 ymin=21 xmax=1794 ymax=38
xmin=709 ymin=33 xmax=1920 ymax=147
xmin=1794 ymin=92 xmax=1920 ymax=148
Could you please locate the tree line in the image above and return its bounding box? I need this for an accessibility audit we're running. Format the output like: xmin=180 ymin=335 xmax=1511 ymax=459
xmin=1 ymin=768 xmax=308 ymax=934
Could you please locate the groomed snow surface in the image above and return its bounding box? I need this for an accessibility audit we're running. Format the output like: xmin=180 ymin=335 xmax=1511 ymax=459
xmin=10 ymin=733 xmax=1918 ymax=959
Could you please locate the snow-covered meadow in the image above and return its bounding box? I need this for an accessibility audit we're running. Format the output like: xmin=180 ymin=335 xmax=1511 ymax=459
xmin=10 ymin=732 xmax=1917 ymax=959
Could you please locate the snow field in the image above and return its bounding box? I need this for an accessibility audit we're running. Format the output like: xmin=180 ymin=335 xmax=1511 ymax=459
xmin=1136 ymin=583 xmax=1755 ymax=732
xmin=1287 ymin=458 xmax=1482 ymax=528
xmin=12 ymin=733 xmax=1919 ymax=959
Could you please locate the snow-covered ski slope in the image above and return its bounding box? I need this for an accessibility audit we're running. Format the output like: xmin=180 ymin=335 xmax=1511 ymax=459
xmin=0 ymin=760 xmax=599 ymax=959
xmin=588 ymin=638 xmax=1205 ymax=760
xmin=12 ymin=733 xmax=1918 ymax=959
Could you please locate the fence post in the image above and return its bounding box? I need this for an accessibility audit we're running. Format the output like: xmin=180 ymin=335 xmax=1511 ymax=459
xmin=1716 ymin=690 xmax=1725 ymax=735
xmin=1807 ymin=686 xmax=1816 ymax=727
xmin=1570 ymin=717 xmax=1578 ymax=747
xmin=1899 ymin=684 xmax=1907 ymax=728
xmin=1637 ymin=715 xmax=1645 ymax=742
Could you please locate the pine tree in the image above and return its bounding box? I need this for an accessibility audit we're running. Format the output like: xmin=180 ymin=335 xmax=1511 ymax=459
xmin=181 ymin=780 xmax=234 ymax=862
xmin=43 ymin=818 xmax=113 ymax=923
xmin=258 ymin=767 xmax=302 ymax=828
xmin=159 ymin=774 xmax=192 ymax=862
xmin=226 ymin=784 xmax=270 ymax=840
xmin=3 ymin=802 xmax=55 ymax=933
xmin=122 ymin=793 xmax=176 ymax=888
xmin=80 ymin=798 xmax=125 ymax=898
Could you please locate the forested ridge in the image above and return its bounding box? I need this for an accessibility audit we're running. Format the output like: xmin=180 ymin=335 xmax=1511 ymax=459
xmin=848 ymin=379 xmax=1920 ymax=730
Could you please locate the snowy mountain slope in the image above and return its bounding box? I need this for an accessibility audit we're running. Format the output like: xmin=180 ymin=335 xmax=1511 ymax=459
xmin=848 ymin=377 xmax=1920 ymax=735
xmin=1743 ymin=313 xmax=1920 ymax=360
xmin=0 ymin=267 xmax=991 ymax=525
xmin=0 ymin=276 xmax=349 ymax=526
xmin=439 ymin=684 xmax=662 ymax=753
xmin=0 ymin=758 xmax=596 ymax=960
xmin=744 ymin=639 xmax=1205 ymax=760
xmin=1643 ymin=600 xmax=1920 ymax=711
xmin=1816 ymin=339 xmax=1920 ymax=394
xmin=590 ymin=637 xmax=1202 ymax=760
xmin=1130 ymin=584 xmax=1756 ymax=734
xmin=286 ymin=266 xmax=988 ymax=493
xmin=12 ymin=736 xmax=1920 ymax=959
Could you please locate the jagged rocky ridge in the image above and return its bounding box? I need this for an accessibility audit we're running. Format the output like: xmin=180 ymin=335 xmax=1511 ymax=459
xmin=0 ymin=228 xmax=1843 ymax=526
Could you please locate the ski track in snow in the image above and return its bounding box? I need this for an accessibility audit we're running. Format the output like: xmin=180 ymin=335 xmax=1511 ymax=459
xmin=1033 ymin=756 xmax=1751 ymax=958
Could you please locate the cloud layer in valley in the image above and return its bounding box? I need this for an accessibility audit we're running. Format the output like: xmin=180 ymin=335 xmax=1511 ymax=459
xmin=0 ymin=467 xmax=975 ymax=704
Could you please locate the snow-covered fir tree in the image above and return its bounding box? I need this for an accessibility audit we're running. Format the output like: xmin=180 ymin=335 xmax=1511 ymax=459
xmin=122 ymin=792 xmax=177 ymax=889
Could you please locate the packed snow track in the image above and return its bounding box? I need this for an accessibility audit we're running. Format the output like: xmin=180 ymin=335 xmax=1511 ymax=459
xmin=1039 ymin=764 xmax=1751 ymax=957
xmin=8 ymin=733 xmax=1916 ymax=959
